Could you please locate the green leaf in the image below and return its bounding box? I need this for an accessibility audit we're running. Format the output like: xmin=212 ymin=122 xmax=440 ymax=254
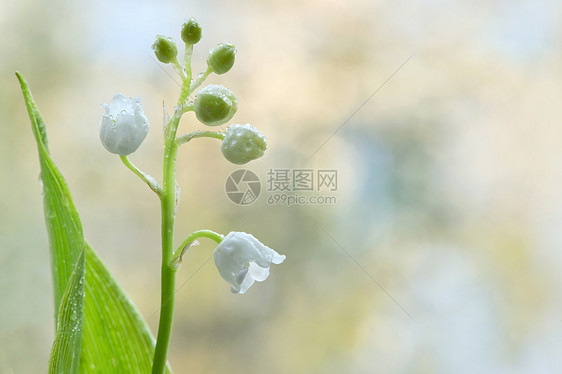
xmin=16 ymin=72 xmax=84 ymax=320
xmin=49 ymin=249 xmax=85 ymax=373
xmin=17 ymin=73 xmax=170 ymax=373
xmin=81 ymin=244 xmax=166 ymax=372
xmin=17 ymin=72 xmax=86 ymax=373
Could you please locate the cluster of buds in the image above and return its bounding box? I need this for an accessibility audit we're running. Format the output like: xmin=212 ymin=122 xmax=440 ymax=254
xmin=101 ymin=17 xmax=268 ymax=166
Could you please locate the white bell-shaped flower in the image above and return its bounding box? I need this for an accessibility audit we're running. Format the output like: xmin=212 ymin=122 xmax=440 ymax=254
xmin=213 ymin=232 xmax=285 ymax=294
xmin=100 ymin=94 xmax=149 ymax=156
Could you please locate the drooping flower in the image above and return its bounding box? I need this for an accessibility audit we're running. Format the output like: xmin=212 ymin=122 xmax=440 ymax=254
xmin=99 ymin=94 xmax=149 ymax=156
xmin=213 ymin=232 xmax=285 ymax=294
xmin=221 ymin=124 xmax=267 ymax=165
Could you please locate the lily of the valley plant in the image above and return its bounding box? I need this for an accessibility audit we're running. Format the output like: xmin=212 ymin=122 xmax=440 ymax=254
xmin=17 ymin=17 xmax=284 ymax=374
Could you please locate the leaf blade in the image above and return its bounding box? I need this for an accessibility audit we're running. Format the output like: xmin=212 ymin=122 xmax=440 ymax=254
xmin=18 ymin=72 xmax=86 ymax=373
xmin=16 ymin=71 xmax=84 ymax=318
xmin=18 ymin=72 xmax=170 ymax=373
xmin=81 ymin=244 xmax=167 ymax=373
xmin=48 ymin=249 xmax=85 ymax=374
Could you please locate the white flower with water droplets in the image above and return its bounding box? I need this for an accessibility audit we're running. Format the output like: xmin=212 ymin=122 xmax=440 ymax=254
xmin=100 ymin=94 xmax=149 ymax=156
xmin=213 ymin=232 xmax=285 ymax=294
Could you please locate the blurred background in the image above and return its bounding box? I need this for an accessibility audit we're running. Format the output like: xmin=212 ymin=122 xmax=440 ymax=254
xmin=1 ymin=0 xmax=561 ymax=373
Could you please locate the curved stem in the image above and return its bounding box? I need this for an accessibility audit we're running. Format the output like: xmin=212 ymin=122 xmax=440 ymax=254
xmin=175 ymin=229 xmax=224 ymax=253
xmin=170 ymin=229 xmax=224 ymax=267
xmin=189 ymin=66 xmax=212 ymax=94
xmin=171 ymin=57 xmax=186 ymax=81
xmin=176 ymin=130 xmax=225 ymax=146
xmin=179 ymin=103 xmax=193 ymax=116
xmin=119 ymin=155 xmax=162 ymax=195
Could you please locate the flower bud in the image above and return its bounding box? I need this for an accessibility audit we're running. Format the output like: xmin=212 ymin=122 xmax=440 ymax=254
xmin=207 ymin=43 xmax=236 ymax=75
xmin=221 ymin=124 xmax=267 ymax=165
xmin=181 ymin=17 xmax=202 ymax=44
xmin=213 ymin=232 xmax=285 ymax=294
xmin=152 ymin=35 xmax=178 ymax=63
xmin=193 ymin=84 xmax=238 ymax=126
xmin=100 ymin=94 xmax=149 ymax=156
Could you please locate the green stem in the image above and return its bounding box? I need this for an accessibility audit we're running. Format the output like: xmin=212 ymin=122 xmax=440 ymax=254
xmin=171 ymin=57 xmax=186 ymax=81
xmin=184 ymin=44 xmax=193 ymax=72
xmin=179 ymin=103 xmax=193 ymax=116
xmin=189 ymin=66 xmax=212 ymax=94
xmin=152 ymin=65 xmax=192 ymax=373
xmin=119 ymin=155 xmax=162 ymax=195
xmin=151 ymin=127 xmax=179 ymax=374
xmin=178 ymin=48 xmax=192 ymax=105
xmin=169 ymin=230 xmax=224 ymax=268
xmin=176 ymin=130 xmax=225 ymax=146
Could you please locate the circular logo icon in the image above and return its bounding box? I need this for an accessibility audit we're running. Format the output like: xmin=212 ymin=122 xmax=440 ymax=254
xmin=225 ymin=169 xmax=261 ymax=205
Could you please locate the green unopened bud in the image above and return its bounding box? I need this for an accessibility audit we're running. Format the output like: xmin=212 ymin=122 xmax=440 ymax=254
xmin=221 ymin=124 xmax=267 ymax=165
xmin=207 ymin=43 xmax=236 ymax=75
xmin=193 ymin=84 xmax=238 ymax=126
xmin=181 ymin=18 xmax=202 ymax=44
xmin=152 ymin=35 xmax=178 ymax=63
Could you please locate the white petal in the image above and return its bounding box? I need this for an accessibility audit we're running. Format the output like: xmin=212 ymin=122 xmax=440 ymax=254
xmin=271 ymin=252 xmax=286 ymax=264
xmin=234 ymin=267 xmax=248 ymax=285
xmin=237 ymin=273 xmax=256 ymax=294
xmin=108 ymin=94 xmax=130 ymax=116
xmin=213 ymin=248 xmax=239 ymax=286
xmin=247 ymin=262 xmax=270 ymax=282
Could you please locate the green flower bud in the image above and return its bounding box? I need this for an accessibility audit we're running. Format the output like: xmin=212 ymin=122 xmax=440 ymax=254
xmin=221 ymin=124 xmax=267 ymax=165
xmin=193 ymin=84 xmax=238 ymax=126
xmin=207 ymin=43 xmax=236 ymax=75
xmin=152 ymin=35 xmax=178 ymax=63
xmin=181 ymin=17 xmax=202 ymax=44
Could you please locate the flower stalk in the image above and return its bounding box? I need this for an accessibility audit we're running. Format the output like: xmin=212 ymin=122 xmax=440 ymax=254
xmin=151 ymin=127 xmax=179 ymax=374
xmin=170 ymin=230 xmax=224 ymax=269
xmin=119 ymin=155 xmax=162 ymax=195
xmin=176 ymin=130 xmax=225 ymax=146
xmin=99 ymin=17 xmax=284 ymax=373
xmin=151 ymin=69 xmax=189 ymax=374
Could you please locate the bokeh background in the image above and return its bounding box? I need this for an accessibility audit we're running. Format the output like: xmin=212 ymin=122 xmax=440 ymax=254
xmin=1 ymin=0 xmax=562 ymax=373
